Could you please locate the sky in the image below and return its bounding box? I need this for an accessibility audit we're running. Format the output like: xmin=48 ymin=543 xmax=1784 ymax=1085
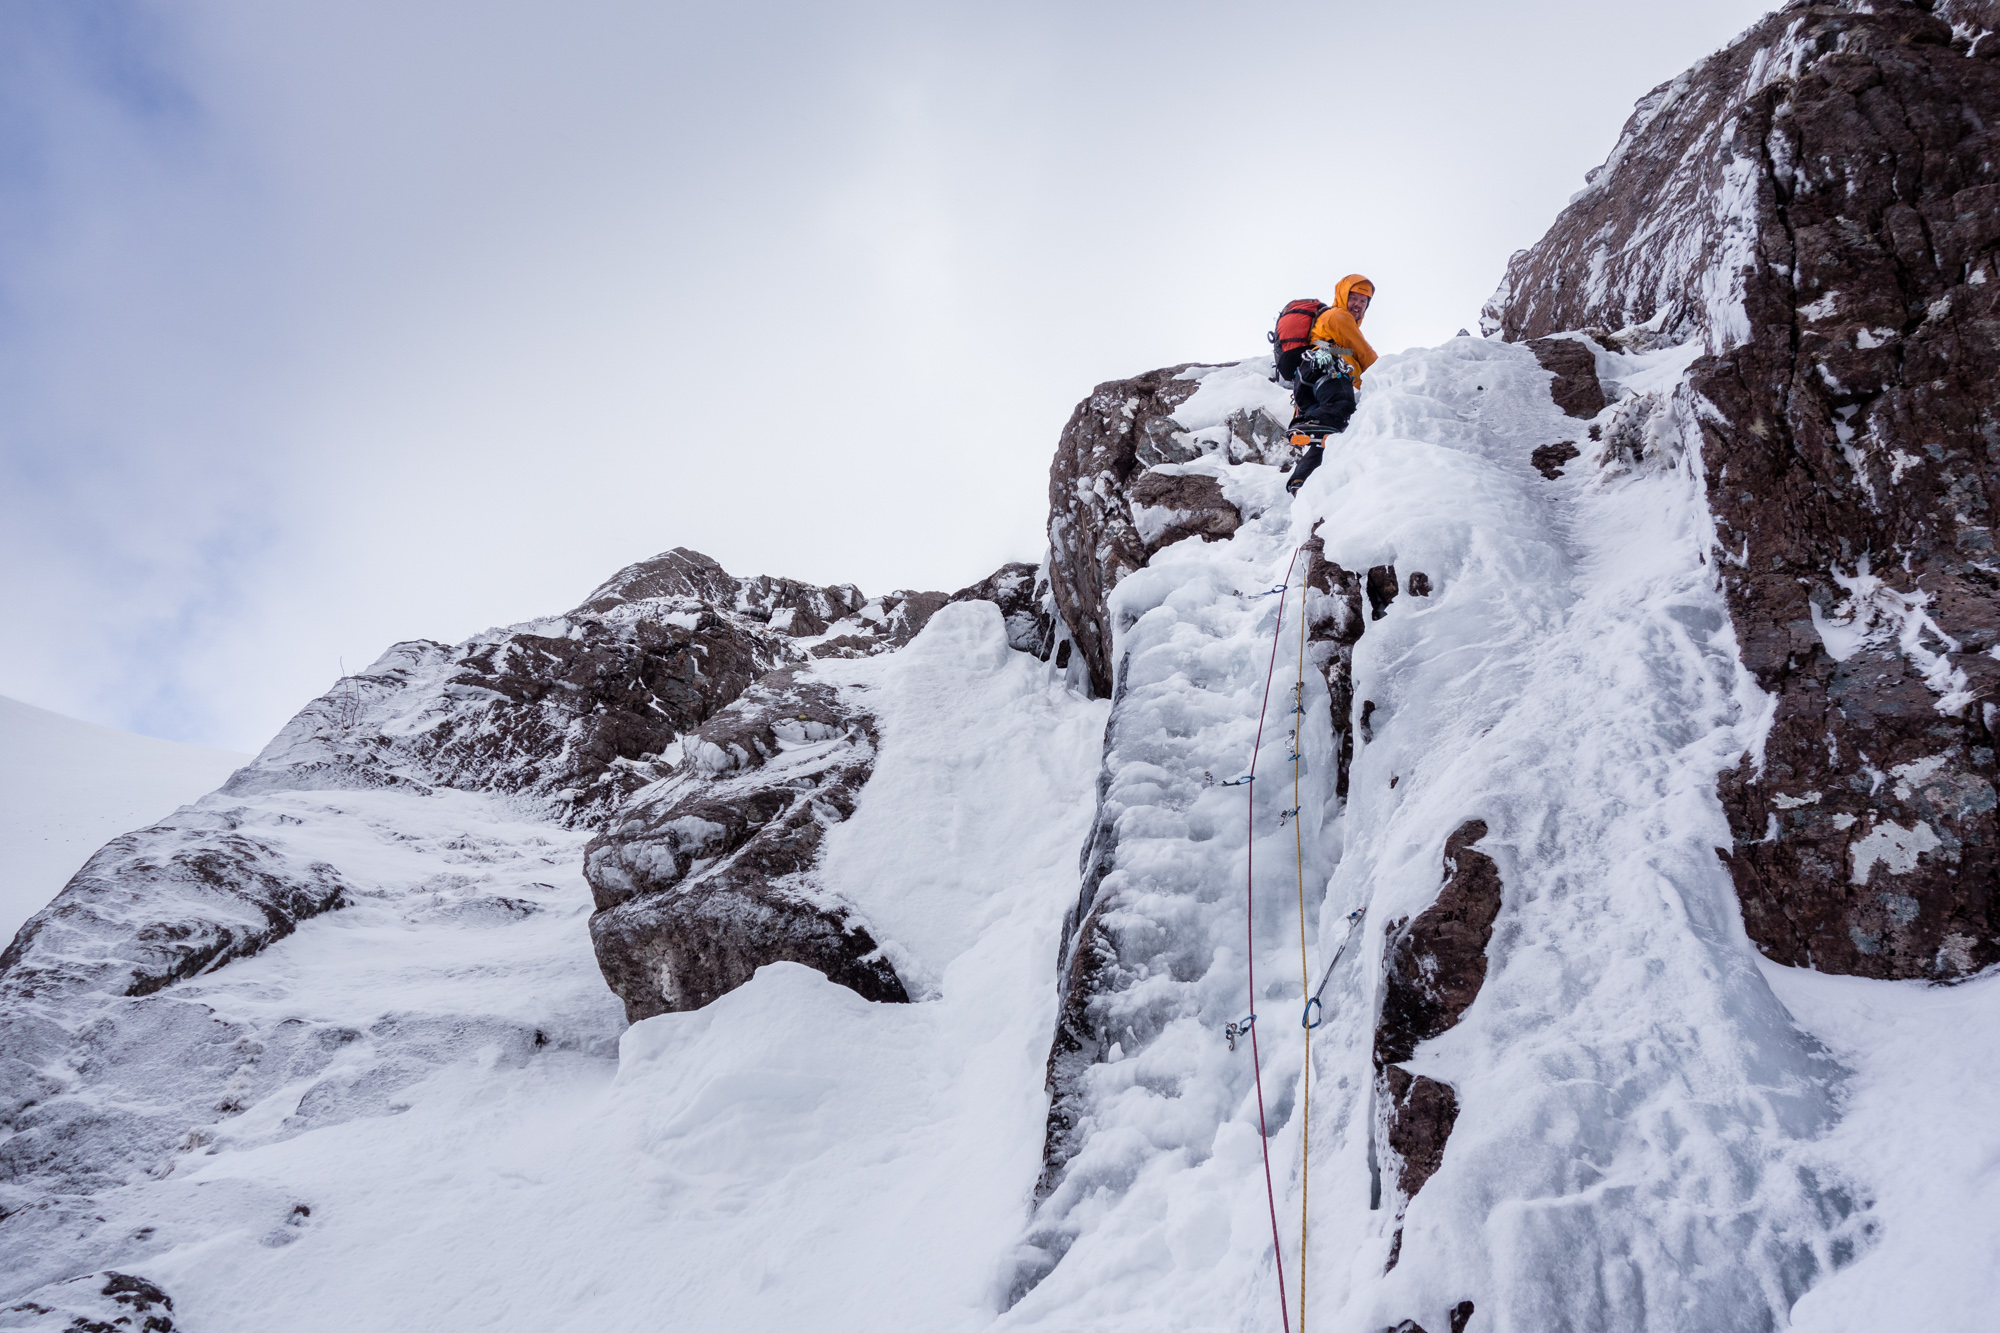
xmin=0 ymin=0 xmax=1781 ymax=752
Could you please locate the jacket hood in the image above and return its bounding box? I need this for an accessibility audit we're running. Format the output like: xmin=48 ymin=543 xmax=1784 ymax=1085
xmin=1334 ymin=274 xmax=1375 ymax=320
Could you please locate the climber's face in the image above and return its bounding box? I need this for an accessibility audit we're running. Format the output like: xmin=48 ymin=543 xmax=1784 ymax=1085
xmin=1347 ymin=289 xmax=1372 ymax=321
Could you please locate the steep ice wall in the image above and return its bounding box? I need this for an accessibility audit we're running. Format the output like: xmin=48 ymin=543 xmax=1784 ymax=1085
xmin=1487 ymin=0 xmax=2000 ymax=980
xmin=1010 ymin=337 xmax=1867 ymax=1332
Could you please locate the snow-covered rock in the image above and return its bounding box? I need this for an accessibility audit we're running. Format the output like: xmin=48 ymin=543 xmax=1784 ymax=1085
xmin=1488 ymin=0 xmax=2000 ymax=980
xmin=585 ymin=668 xmax=907 ymax=1020
xmin=7 ymin=5 xmax=2000 ymax=1326
xmin=1045 ymin=361 xmax=1294 ymax=697
xmin=0 ymin=548 xmax=1056 ymax=1320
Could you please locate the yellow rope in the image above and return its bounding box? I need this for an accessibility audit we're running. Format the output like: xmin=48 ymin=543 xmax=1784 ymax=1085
xmin=1293 ymin=575 xmax=1312 ymax=1333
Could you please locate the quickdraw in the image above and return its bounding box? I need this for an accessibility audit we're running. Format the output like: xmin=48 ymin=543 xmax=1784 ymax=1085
xmin=1302 ymin=908 xmax=1367 ymax=1030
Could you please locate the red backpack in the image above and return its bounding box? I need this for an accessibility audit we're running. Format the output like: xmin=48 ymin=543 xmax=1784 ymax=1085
xmin=1268 ymin=298 xmax=1326 ymax=381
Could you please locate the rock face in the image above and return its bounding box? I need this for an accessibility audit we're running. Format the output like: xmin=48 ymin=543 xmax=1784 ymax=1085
xmin=0 ymin=814 xmax=351 ymax=1012
xmin=948 ymin=560 xmax=1057 ymax=657
xmin=1302 ymin=532 xmax=1368 ymax=799
xmin=1373 ymin=821 xmax=1504 ymax=1267
xmin=0 ymin=544 xmax=1056 ymax=1246
xmin=2 ymin=543 xmax=1059 ymax=1047
xmin=1484 ymin=0 xmax=2000 ymax=979
xmin=3 ymin=1270 xmax=178 ymax=1331
xmin=1045 ymin=363 xmax=1294 ymax=696
xmin=1527 ymin=337 xmax=1608 ymax=419
xmin=583 ymin=670 xmax=907 ymax=1021
xmin=225 ymin=546 xmax=958 ymax=828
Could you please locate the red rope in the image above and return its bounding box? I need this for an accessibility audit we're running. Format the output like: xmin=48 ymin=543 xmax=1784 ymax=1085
xmin=1246 ymin=545 xmax=1305 ymax=1333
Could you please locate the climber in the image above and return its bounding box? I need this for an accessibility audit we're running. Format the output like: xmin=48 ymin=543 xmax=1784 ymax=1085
xmin=1278 ymin=274 xmax=1377 ymax=496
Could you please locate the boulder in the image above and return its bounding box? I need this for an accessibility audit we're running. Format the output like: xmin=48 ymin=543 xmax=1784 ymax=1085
xmin=949 ymin=561 xmax=1057 ymax=657
xmin=1 ymin=1271 xmax=177 ymax=1332
xmin=584 ymin=670 xmax=906 ymax=1021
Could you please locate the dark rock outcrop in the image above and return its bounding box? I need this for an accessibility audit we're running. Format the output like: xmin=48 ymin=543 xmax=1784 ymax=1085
xmin=1045 ymin=364 xmax=1290 ymax=695
xmin=584 ymin=670 xmax=907 ymax=1021
xmin=1387 ymin=1303 xmax=1476 ymax=1333
xmin=1529 ymin=440 xmax=1582 ymax=478
xmin=1366 ymin=564 xmax=1400 ymax=621
xmin=577 ymin=546 xmax=863 ymax=634
xmin=1939 ymin=0 xmax=2000 ymax=46
xmin=3 ymin=1271 xmax=177 ymax=1332
xmin=1485 ymin=0 xmax=2000 ymax=979
xmin=1527 ymin=336 xmax=1608 ymax=418
xmin=1126 ymin=471 xmax=1243 ymax=549
xmin=1374 ymin=822 xmax=1504 ymax=1261
xmin=1303 ymin=534 xmax=1368 ymax=799
xmin=949 ymin=561 xmax=1057 ymax=657
xmin=222 ymin=547 xmax=958 ymax=829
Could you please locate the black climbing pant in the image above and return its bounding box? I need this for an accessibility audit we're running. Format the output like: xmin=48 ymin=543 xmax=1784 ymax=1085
xmin=1287 ymin=374 xmax=1355 ymax=492
xmin=1289 ymin=443 xmax=1325 ymax=492
xmin=1292 ymin=373 xmax=1356 ymax=433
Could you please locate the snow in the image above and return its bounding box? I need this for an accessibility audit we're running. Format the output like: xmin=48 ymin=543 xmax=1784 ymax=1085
xmin=1008 ymin=334 xmax=1876 ymax=1332
xmin=1766 ymin=962 xmax=2000 ymax=1332
xmin=1173 ymin=360 xmax=1283 ymax=431
xmin=0 ymin=695 xmax=247 ymax=943
xmin=9 ymin=334 xmax=1999 ymax=1329
xmin=1806 ymin=558 xmax=1972 ymax=713
xmin=5 ymin=604 xmax=1109 ymax=1333
xmin=1847 ymin=819 xmax=1942 ymax=886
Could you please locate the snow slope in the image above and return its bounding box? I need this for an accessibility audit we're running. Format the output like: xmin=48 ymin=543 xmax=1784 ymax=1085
xmin=0 ymin=695 xmax=247 ymax=942
xmin=3 ymin=603 xmax=1110 ymax=1332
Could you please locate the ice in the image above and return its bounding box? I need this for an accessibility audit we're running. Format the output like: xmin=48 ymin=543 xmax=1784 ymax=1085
xmin=8 ymin=333 xmax=1995 ymax=1329
xmin=1011 ymin=336 xmax=1868 ymax=1331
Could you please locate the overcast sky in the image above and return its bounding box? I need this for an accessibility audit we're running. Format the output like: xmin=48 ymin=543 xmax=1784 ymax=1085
xmin=2 ymin=0 xmax=1778 ymax=751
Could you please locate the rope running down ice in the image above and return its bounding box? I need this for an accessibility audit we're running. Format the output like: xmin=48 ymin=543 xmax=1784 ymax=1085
xmin=1244 ymin=543 xmax=1305 ymax=1333
xmin=1292 ymin=572 xmax=1313 ymax=1333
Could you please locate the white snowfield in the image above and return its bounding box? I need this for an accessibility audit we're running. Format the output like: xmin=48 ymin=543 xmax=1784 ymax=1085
xmin=0 ymin=695 xmax=248 ymax=942
xmin=5 ymin=342 xmax=1998 ymax=1332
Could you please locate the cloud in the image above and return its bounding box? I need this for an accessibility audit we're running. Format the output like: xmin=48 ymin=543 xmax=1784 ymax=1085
xmin=0 ymin=0 xmax=1779 ymax=749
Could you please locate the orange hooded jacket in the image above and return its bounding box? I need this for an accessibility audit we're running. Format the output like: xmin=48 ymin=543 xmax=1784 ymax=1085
xmin=1309 ymin=274 xmax=1378 ymax=384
